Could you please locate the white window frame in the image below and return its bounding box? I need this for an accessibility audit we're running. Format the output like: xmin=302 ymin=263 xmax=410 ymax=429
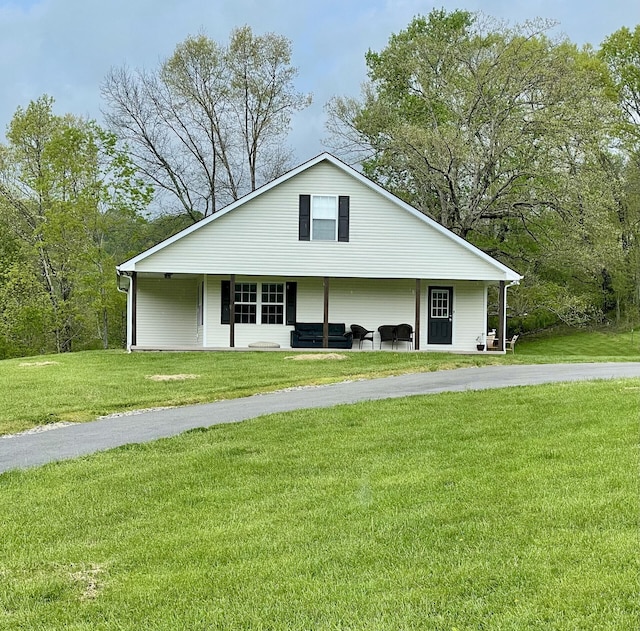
xmin=232 ymin=282 xmax=286 ymax=325
xmin=234 ymin=282 xmax=257 ymax=324
xmin=311 ymin=195 xmax=338 ymax=241
xmin=430 ymin=289 xmax=450 ymax=319
xmin=261 ymin=283 xmax=284 ymax=324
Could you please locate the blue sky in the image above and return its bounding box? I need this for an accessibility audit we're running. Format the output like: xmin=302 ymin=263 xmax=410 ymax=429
xmin=1 ymin=0 xmax=639 ymax=164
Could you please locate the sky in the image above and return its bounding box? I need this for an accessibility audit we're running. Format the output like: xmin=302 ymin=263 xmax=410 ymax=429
xmin=1 ymin=0 xmax=639 ymax=166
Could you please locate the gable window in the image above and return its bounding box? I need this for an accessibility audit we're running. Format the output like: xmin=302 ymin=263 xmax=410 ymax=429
xmin=235 ymin=283 xmax=257 ymax=323
xmin=299 ymin=195 xmax=349 ymax=242
xmin=312 ymin=195 xmax=338 ymax=240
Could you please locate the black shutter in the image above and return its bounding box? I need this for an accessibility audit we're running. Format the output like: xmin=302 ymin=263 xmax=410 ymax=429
xmin=197 ymin=281 xmax=204 ymax=326
xmin=338 ymin=196 xmax=349 ymax=242
xmin=299 ymin=195 xmax=310 ymax=241
xmin=221 ymin=280 xmax=230 ymax=324
xmin=286 ymin=282 xmax=297 ymax=325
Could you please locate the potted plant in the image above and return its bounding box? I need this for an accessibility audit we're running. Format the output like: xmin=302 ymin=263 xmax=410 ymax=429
xmin=476 ymin=334 xmax=485 ymax=351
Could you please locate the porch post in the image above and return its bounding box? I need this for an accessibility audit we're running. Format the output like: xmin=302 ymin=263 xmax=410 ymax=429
xmin=497 ymin=280 xmax=506 ymax=352
xmin=323 ymin=277 xmax=329 ymax=348
xmin=414 ymin=279 xmax=421 ymax=351
xmin=202 ymin=275 xmax=208 ymax=348
xmin=131 ymin=272 xmax=137 ymax=348
xmin=229 ymin=274 xmax=235 ymax=348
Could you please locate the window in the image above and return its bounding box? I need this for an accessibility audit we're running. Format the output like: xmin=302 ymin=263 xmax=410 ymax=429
xmin=221 ymin=281 xmax=294 ymax=325
xmin=299 ymin=195 xmax=349 ymax=242
xmin=311 ymin=195 xmax=337 ymax=240
xmin=430 ymin=289 xmax=450 ymax=319
xmin=261 ymin=283 xmax=284 ymax=324
xmin=235 ymin=283 xmax=257 ymax=323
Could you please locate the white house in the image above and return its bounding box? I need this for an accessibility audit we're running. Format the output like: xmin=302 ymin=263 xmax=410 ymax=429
xmin=116 ymin=153 xmax=522 ymax=352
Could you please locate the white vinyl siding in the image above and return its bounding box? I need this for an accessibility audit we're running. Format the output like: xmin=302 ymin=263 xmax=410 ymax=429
xmin=134 ymin=162 xmax=508 ymax=281
xmin=136 ymin=277 xmax=200 ymax=347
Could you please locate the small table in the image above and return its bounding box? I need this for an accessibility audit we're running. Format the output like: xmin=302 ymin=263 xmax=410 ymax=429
xmin=485 ymin=336 xmax=500 ymax=351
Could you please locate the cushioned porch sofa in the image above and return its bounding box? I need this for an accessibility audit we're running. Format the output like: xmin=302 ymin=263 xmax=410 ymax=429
xmin=290 ymin=323 xmax=353 ymax=349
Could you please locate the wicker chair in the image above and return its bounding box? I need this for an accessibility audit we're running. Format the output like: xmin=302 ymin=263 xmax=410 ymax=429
xmin=350 ymin=324 xmax=375 ymax=349
xmin=377 ymin=325 xmax=396 ymax=349
xmin=394 ymin=323 xmax=414 ymax=350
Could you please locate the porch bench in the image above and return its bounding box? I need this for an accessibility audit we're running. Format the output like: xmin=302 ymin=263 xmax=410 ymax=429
xmin=290 ymin=323 xmax=353 ymax=349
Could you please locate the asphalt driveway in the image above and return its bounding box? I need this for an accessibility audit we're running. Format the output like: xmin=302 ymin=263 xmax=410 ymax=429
xmin=1 ymin=362 xmax=639 ymax=474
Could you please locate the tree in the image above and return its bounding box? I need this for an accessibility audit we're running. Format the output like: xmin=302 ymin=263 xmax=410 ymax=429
xmin=599 ymin=25 xmax=640 ymax=149
xmin=598 ymin=26 xmax=640 ymax=320
xmin=102 ymin=26 xmax=311 ymax=221
xmin=328 ymin=11 xmax=617 ymax=238
xmin=0 ymin=96 xmax=151 ymax=355
xmin=326 ymin=10 xmax=625 ymax=326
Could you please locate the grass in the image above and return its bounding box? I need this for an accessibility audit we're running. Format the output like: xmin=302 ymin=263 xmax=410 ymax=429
xmin=0 ymin=349 xmax=509 ymax=435
xmin=2 ymin=326 xmax=640 ymax=435
xmin=0 ymin=380 xmax=638 ymax=629
xmin=515 ymin=326 xmax=640 ymax=357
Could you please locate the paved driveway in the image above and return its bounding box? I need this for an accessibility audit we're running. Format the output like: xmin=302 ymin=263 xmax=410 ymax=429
xmin=2 ymin=362 xmax=639 ymax=474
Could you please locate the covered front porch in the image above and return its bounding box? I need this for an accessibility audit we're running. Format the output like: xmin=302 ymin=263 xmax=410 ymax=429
xmin=120 ymin=272 xmax=512 ymax=352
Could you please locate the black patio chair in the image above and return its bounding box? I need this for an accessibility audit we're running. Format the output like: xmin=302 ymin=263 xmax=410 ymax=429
xmin=394 ymin=323 xmax=414 ymax=350
xmin=377 ymin=325 xmax=396 ymax=349
xmin=350 ymin=324 xmax=375 ymax=349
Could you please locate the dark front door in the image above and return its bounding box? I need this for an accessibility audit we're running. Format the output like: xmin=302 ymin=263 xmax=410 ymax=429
xmin=428 ymin=286 xmax=453 ymax=344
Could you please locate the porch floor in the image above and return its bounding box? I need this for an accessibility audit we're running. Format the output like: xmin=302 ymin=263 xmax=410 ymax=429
xmin=130 ymin=345 xmax=502 ymax=354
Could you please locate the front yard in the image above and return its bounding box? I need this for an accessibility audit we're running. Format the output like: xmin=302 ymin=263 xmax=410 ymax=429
xmin=0 ymin=380 xmax=637 ymax=629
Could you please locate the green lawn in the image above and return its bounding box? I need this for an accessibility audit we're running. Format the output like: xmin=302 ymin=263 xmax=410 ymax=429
xmin=515 ymin=327 xmax=640 ymax=357
xmin=2 ymin=349 xmax=507 ymax=435
xmin=0 ymin=380 xmax=638 ymax=629
xmin=2 ymin=325 xmax=640 ymax=436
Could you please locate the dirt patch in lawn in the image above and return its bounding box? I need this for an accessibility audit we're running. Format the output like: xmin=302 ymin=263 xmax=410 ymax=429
xmin=146 ymin=373 xmax=200 ymax=382
xmin=70 ymin=564 xmax=106 ymax=601
xmin=19 ymin=361 xmax=60 ymax=367
xmin=284 ymin=353 xmax=348 ymax=361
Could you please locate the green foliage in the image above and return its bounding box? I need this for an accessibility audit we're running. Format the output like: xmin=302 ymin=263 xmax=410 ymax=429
xmin=331 ymin=10 xmax=618 ymax=234
xmin=0 ymin=381 xmax=637 ymax=628
xmin=599 ymin=25 xmax=640 ymax=150
xmin=0 ymin=96 xmax=150 ymax=357
xmin=327 ymin=10 xmax=639 ymax=328
xmin=0 ymin=262 xmax=53 ymax=357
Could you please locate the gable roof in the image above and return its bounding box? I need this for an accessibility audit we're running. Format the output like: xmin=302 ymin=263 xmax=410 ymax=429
xmin=118 ymin=152 xmax=521 ymax=282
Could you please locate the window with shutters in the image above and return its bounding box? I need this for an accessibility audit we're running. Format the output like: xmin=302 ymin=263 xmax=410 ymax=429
xmin=299 ymin=195 xmax=349 ymax=242
xmin=222 ymin=281 xmax=294 ymax=325
xmin=311 ymin=195 xmax=337 ymax=240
